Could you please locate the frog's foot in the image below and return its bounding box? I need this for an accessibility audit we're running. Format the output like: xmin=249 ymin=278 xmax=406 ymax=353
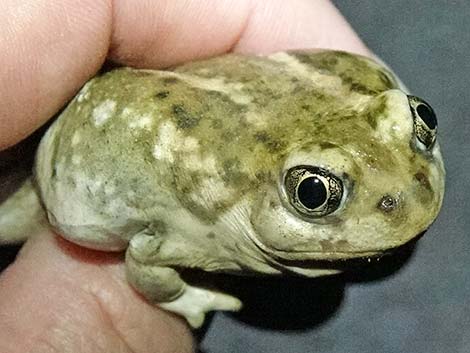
xmin=160 ymin=285 xmax=242 ymax=328
xmin=126 ymin=248 xmax=242 ymax=328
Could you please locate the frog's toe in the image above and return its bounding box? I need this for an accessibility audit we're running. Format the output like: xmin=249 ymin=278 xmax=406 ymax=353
xmin=160 ymin=285 xmax=242 ymax=328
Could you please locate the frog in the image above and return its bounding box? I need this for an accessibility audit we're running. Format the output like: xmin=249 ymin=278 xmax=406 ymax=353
xmin=0 ymin=50 xmax=445 ymax=328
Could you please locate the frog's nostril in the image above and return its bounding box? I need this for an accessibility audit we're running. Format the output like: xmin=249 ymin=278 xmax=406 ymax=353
xmin=377 ymin=195 xmax=398 ymax=213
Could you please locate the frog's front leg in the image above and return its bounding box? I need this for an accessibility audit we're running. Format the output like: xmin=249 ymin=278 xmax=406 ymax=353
xmin=126 ymin=233 xmax=242 ymax=328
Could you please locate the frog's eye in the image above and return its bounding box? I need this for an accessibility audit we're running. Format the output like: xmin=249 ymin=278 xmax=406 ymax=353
xmin=284 ymin=166 xmax=343 ymax=217
xmin=408 ymin=95 xmax=437 ymax=150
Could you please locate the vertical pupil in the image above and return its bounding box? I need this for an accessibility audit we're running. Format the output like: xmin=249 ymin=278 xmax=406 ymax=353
xmin=297 ymin=176 xmax=327 ymax=209
xmin=417 ymin=104 xmax=437 ymax=129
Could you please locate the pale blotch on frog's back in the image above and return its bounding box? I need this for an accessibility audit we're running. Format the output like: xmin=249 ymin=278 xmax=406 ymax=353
xmin=122 ymin=107 xmax=154 ymax=130
xmin=92 ymin=99 xmax=117 ymax=126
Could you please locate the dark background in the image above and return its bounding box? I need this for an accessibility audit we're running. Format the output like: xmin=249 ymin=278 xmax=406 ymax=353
xmin=202 ymin=1 xmax=470 ymax=352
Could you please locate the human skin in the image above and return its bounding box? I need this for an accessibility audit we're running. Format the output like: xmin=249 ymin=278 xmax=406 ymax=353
xmin=0 ymin=1 xmax=370 ymax=352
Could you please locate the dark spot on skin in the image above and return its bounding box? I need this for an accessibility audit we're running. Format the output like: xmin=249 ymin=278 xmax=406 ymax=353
xmin=379 ymin=71 xmax=394 ymax=89
xmin=149 ymin=220 xmax=168 ymax=235
xmin=205 ymin=90 xmax=227 ymax=99
xmin=265 ymin=89 xmax=283 ymax=100
xmin=221 ymin=158 xmax=249 ymax=186
xmin=206 ymin=232 xmax=216 ymax=239
xmin=293 ymin=52 xmax=338 ymax=71
xmin=155 ymin=91 xmax=170 ymax=99
xmin=221 ymin=130 xmax=235 ymax=141
xmin=414 ymin=172 xmax=432 ymax=192
xmin=254 ymin=131 xmax=286 ymax=152
xmin=176 ymin=197 xmax=215 ymax=224
xmin=210 ymin=119 xmax=223 ymax=130
xmin=348 ymin=81 xmax=376 ymax=95
xmin=365 ymin=95 xmax=387 ymax=129
xmin=319 ymin=239 xmax=351 ymax=252
xmin=377 ymin=195 xmax=398 ymax=213
xmin=335 ymin=239 xmax=350 ymax=251
xmin=255 ymin=171 xmax=271 ymax=183
xmin=413 ymin=171 xmax=435 ymax=205
xmin=172 ymin=104 xmax=200 ymax=129
xmin=319 ymin=142 xmax=337 ymax=150
xmin=162 ymin=77 xmax=178 ymax=85
xmin=291 ymin=85 xmax=306 ymax=95
xmin=254 ymin=131 xmax=269 ymax=143
xmin=319 ymin=240 xmax=334 ymax=252
xmin=265 ymin=140 xmax=285 ymax=153
xmin=49 ymin=136 xmax=61 ymax=174
xmin=366 ymin=112 xmax=378 ymax=129
xmin=67 ymin=177 xmax=76 ymax=188
xmin=222 ymin=158 xmax=240 ymax=177
xmin=172 ymin=173 xmax=224 ymax=224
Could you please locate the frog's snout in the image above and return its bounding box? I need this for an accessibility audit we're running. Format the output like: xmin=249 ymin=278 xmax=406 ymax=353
xmin=377 ymin=194 xmax=399 ymax=213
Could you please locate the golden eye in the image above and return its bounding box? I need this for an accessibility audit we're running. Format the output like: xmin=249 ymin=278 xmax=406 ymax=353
xmin=408 ymin=95 xmax=437 ymax=149
xmin=284 ymin=166 xmax=343 ymax=217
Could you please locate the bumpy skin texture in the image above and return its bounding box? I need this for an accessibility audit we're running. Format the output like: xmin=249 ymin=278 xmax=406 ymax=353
xmin=33 ymin=50 xmax=445 ymax=327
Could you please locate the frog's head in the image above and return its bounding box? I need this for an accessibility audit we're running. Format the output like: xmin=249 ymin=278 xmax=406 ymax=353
xmin=249 ymin=89 xmax=445 ymax=266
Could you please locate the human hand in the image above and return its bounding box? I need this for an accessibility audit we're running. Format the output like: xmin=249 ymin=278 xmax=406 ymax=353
xmin=0 ymin=1 xmax=369 ymax=352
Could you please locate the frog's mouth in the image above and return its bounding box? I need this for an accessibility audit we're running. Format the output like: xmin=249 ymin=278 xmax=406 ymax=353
xmin=250 ymin=229 xmax=425 ymax=276
xmin=265 ymin=234 xmax=422 ymax=277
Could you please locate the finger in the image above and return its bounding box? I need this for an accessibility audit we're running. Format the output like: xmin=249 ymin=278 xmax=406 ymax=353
xmin=233 ymin=0 xmax=370 ymax=56
xmin=108 ymin=0 xmax=370 ymax=67
xmin=0 ymin=230 xmax=194 ymax=353
xmin=0 ymin=0 xmax=369 ymax=150
xmin=0 ymin=0 xmax=111 ymax=150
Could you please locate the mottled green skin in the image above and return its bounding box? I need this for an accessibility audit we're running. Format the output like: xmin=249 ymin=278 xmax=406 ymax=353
xmin=32 ymin=50 xmax=445 ymax=326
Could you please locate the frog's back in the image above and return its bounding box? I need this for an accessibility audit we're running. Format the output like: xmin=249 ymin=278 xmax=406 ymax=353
xmin=33 ymin=50 xmax=400 ymax=250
